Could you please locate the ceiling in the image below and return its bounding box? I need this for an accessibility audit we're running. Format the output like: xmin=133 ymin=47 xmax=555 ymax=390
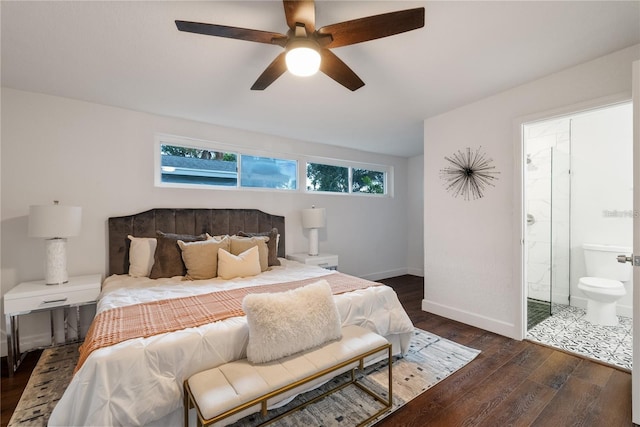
xmin=2 ymin=1 xmax=639 ymax=157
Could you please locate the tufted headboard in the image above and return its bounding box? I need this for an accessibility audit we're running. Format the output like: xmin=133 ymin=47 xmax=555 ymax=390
xmin=108 ymin=208 xmax=285 ymax=276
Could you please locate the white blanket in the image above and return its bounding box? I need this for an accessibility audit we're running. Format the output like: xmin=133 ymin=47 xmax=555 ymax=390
xmin=49 ymin=260 xmax=414 ymax=426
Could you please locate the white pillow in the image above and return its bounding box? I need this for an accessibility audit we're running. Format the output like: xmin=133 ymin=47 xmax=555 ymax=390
xmin=229 ymin=235 xmax=270 ymax=272
xmin=217 ymin=246 xmax=261 ymax=280
xmin=242 ymin=280 xmax=342 ymax=364
xmin=128 ymin=235 xmax=157 ymax=277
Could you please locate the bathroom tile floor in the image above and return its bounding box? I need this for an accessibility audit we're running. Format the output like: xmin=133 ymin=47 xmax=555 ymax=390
xmin=526 ymin=304 xmax=632 ymax=371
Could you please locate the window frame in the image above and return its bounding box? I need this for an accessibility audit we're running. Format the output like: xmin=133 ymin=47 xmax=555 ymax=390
xmin=158 ymin=142 xmax=239 ymax=188
xmin=304 ymin=158 xmax=391 ymax=197
xmin=155 ymin=134 xmax=299 ymax=193
xmin=155 ymin=134 xmax=393 ymax=197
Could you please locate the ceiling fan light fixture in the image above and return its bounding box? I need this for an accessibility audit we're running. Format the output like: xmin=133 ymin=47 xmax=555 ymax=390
xmin=285 ymin=40 xmax=321 ymax=77
xmin=176 ymin=4 xmax=425 ymax=90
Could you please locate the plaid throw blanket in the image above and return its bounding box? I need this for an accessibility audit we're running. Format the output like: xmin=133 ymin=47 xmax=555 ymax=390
xmin=76 ymin=273 xmax=380 ymax=372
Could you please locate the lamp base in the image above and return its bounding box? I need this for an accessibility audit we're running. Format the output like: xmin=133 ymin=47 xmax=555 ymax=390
xmin=308 ymin=228 xmax=319 ymax=256
xmin=44 ymin=238 xmax=69 ymax=285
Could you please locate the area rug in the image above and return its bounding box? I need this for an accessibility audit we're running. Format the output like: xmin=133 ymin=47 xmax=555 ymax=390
xmin=7 ymin=344 xmax=79 ymax=427
xmin=8 ymin=328 xmax=480 ymax=427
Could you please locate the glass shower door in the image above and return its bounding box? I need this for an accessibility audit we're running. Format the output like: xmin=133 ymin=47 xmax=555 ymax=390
xmin=525 ymin=117 xmax=571 ymax=328
xmin=525 ymin=144 xmax=553 ymax=329
xmin=550 ymin=141 xmax=571 ymax=313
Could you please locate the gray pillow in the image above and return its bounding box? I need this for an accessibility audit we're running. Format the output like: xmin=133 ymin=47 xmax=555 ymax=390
xmin=149 ymin=231 xmax=206 ymax=279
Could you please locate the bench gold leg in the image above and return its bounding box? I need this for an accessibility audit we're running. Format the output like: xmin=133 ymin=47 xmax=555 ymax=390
xmin=388 ymin=344 xmax=393 ymax=408
xmin=184 ymin=381 xmax=189 ymax=427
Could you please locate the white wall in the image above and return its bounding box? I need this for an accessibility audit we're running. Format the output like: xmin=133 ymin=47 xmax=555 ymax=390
xmin=407 ymin=155 xmax=424 ymax=276
xmin=0 ymin=88 xmax=414 ymax=354
xmin=570 ymin=103 xmax=634 ymax=315
xmin=423 ymin=44 xmax=640 ymax=339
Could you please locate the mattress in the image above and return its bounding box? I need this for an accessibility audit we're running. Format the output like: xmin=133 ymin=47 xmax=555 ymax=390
xmin=48 ymin=260 xmax=414 ymax=426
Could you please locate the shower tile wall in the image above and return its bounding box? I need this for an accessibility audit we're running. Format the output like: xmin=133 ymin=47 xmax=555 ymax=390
xmin=525 ymin=119 xmax=571 ymax=305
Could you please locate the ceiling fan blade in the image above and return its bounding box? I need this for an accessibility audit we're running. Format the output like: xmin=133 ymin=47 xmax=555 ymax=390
xmin=283 ymin=0 xmax=315 ymax=32
xmin=251 ymin=52 xmax=288 ymax=90
xmin=176 ymin=21 xmax=287 ymax=46
xmin=319 ymin=49 xmax=364 ymax=91
xmin=316 ymin=7 xmax=425 ymax=49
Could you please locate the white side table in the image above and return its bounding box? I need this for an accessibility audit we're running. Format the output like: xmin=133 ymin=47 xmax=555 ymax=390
xmin=287 ymin=253 xmax=339 ymax=270
xmin=4 ymin=274 xmax=101 ymax=376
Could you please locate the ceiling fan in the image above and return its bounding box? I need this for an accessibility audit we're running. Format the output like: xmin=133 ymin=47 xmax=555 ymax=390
xmin=175 ymin=1 xmax=425 ymax=91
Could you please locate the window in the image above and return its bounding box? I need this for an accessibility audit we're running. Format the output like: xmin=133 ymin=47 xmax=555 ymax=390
xmin=241 ymin=155 xmax=297 ymax=189
xmin=158 ymin=141 xmax=298 ymax=191
xmin=306 ymin=163 xmax=349 ymax=193
xmin=306 ymin=162 xmax=387 ymax=195
xmin=156 ymin=135 xmax=390 ymax=196
xmin=352 ymin=168 xmax=385 ymax=194
xmin=160 ymin=144 xmax=238 ymax=186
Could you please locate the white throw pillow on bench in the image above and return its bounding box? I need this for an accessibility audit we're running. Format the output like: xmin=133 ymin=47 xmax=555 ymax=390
xmin=242 ymin=280 xmax=342 ymax=364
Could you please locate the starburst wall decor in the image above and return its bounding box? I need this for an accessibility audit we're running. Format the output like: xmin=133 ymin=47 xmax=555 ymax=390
xmin=440 ymin=147 xmax=499 ymax=200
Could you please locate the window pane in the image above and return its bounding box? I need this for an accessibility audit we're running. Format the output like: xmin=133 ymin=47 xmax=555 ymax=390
xmin=306 ymin=163 xmax=349 ymax=193
xmin=240 ymin=155 xmax=297 ymax=189
xmin=352 ymin=168 xmax=385 ymax=194
xmin=160 ymin=144 xmax=237 ymax=186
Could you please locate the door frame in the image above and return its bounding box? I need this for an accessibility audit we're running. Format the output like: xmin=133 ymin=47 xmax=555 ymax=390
xmin=513 ymin=92 xmax=633 ymax=341
xmin=631 ymin=59 xmax=639 ymax=424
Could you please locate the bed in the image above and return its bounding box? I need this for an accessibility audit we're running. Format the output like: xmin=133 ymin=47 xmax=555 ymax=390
xmin=48 ymin=208 xmax=414 ymax=426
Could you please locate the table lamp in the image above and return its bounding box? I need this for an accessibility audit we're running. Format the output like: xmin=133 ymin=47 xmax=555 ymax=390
xmin=28 ymin=201 xmax=82 ymax=285
xmin=301 ymin=206 xmax=325 ymax=256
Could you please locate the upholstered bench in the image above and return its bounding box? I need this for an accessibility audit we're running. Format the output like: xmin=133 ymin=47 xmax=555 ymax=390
xmin=184 ymin=324 xmax=392 ymax=427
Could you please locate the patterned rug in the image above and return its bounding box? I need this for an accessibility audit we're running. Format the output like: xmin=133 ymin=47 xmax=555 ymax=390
xmin=8 ymin=328 xmax=480 ymax=427
xmin=7 ymin=344 xmax=79 ymax=427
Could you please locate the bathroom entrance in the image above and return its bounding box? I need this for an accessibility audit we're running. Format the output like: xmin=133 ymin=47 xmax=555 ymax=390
xmin=523 ymin=101 xmax=634 ymax=369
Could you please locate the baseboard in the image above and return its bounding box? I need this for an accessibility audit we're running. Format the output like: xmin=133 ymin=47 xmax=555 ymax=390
xmin=361 ymin=268 xmax=409 ymax=281
xmin=0 ymin=331 xmax=53 ymax=358
xmin=422 ymin=299 xmax=518 ymax=340
xmin=406 ymin=267 xmax=424 ymax=277
xmin=16 ymin=332 xmax=52 ymax=352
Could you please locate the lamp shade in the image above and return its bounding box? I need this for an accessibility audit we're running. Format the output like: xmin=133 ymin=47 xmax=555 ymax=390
xmin=301 ymin=207 xmax=326 ymax=229
xmin=29 ymin=204 xmax=82 ymax=238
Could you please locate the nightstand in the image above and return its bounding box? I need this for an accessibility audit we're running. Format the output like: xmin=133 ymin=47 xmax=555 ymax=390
xmin=4 ymin=274 xmax=101 ymax=376
xmin=287 ymin=253 xmax=339 ymax=270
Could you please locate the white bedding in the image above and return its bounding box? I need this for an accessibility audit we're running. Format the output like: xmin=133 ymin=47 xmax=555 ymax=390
xmin=49 ymin=260 xmax=414 ymax=426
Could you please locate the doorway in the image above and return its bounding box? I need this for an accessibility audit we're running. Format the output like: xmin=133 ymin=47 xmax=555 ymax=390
xmin=523 ymin=102 xmax=634 ymax=370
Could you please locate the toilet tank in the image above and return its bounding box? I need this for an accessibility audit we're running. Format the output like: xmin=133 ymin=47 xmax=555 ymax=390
xmin=583 ymin=243 xmax=633 ymax=281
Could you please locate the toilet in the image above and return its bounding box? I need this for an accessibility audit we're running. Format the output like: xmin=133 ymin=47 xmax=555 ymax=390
xmin=578 ymin=243 xmax=632 ymax=326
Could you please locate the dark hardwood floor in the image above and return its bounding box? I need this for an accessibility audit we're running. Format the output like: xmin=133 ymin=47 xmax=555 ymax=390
xmin=376 ymin=275 xmax=632 ymax=427
xmin=1 ymin=348 xmax=42 ymax=427
xmin=1 ymin=275 xmax=632 ymax=426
